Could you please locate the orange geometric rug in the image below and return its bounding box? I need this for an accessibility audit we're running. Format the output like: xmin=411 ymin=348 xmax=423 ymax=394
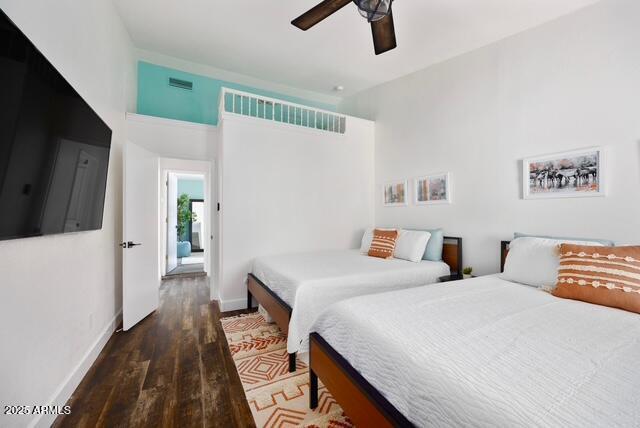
xmin=220 ymin=312 xmax=353 ymax=427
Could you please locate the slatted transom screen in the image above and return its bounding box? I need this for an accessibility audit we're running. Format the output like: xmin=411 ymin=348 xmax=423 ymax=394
xmin=219 ymin=88 xmax=346 ymax=134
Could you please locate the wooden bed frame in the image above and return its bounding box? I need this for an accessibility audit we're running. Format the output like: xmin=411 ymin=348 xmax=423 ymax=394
xmin=500 ymin=240 xmax=510 ymax=273
xmin=309 ymin=332 xmax=413 ymax=427
xmin=247 ymin=236 xmax=463 ymax=372
xmin=307 ymin=240 xmax=509 ymax=427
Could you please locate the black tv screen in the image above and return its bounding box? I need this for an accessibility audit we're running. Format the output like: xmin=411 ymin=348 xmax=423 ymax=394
xmin=0 ymin=9 xmax=112 ymax=241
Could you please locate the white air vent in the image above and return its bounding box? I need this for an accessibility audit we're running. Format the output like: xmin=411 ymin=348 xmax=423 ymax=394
xmin=169 ymin=77 xmax=193 ymax=91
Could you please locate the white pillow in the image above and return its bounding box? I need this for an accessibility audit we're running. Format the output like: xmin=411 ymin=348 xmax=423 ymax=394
xmin=502 ymin=237 xmax=604 ymax=288
xmin=360 ymin=228 xmax=374 ymax=253
xmin=394 ymin=230 xmax=431 ymax=263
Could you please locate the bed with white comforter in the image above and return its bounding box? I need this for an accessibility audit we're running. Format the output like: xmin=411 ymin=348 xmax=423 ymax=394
xmin=251 ymin=249 xmax=450 ymax=354
xmin=311 ymin=275 xmax=640 ymax=427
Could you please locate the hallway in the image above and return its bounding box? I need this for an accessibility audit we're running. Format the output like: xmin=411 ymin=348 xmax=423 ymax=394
xmin=54 ymin=276 xmax=254 ymax=427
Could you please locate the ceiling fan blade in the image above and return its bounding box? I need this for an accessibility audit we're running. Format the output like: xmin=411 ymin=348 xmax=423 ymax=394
xmin=291 ymin=0 xmax=353 ymax=30
xmin=371 ymin=11 xmax=397 ymax=55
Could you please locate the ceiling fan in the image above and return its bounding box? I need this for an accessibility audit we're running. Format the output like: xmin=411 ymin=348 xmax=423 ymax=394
xmin=292 ymin=0 xmax=397 ymax=55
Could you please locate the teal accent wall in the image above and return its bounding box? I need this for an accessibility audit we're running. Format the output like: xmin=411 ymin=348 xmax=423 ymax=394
xmin=178 ymin=178 xmax=204 ymax=200
xmin=137 ymin=61 xmax=336 ymax=125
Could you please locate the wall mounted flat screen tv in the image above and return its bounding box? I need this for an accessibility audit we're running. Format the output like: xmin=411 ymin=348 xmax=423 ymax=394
xmin=0 ymin=9 xmax=112 ymax=241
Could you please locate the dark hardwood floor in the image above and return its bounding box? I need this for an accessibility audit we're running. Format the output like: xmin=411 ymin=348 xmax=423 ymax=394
xmin=54 ymin=276 xmax=255 ymax=428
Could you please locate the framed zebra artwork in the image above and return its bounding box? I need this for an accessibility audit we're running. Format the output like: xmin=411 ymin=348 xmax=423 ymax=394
xmin=522 ymin=147 xmax=606 ymax=199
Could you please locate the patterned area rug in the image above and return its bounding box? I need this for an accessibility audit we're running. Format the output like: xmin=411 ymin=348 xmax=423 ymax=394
xmin=220 ymin=313 xmax=353 ymax=427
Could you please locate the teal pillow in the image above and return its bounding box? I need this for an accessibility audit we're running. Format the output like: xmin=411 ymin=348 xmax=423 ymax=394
xmin=513 ymin=232 xmax=614 ymax=246
xmin=416 ymin=228 xmax=444 ymax=261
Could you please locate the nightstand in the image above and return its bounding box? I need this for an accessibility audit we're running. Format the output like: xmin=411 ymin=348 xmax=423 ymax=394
xmin=439 ymin=274 xmax=463 ymax=282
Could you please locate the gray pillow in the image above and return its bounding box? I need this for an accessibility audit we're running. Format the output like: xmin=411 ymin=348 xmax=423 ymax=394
xmin=407 ymin=228 xmax=444 ymax=261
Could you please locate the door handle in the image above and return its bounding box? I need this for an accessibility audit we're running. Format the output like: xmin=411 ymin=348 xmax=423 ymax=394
xmin=120 ymin=241 xmax=142 ymax=248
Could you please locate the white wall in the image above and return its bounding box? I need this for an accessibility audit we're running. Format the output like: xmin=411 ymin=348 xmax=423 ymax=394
xmin=340 ymin=0 xmax=640 ymax=275
xmin=217 ymin=115 xmax=375 ymax=310
xmin=126 ymin=113 xmax=218 ymax=160
xmin=0 ymin=1 xmax=135 ymax=427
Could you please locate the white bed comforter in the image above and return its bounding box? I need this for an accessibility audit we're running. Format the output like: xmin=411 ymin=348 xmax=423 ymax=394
xmin=251 ymin=249 xmax=450 ymax=354
xmin=312 ymin=275 xmax=640 ymax=428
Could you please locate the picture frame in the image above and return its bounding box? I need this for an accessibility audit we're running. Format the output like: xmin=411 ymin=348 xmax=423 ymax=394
xmin=522 ymin=147 xmax=606 ymax=199
xmin=383 ymin=179 xmax=408 ymax=207
xmin=414 ymin=172 xmax=452 ymax=205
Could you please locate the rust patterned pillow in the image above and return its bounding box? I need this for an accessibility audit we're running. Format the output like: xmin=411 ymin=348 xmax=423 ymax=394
xmin=368 ymin=229 xmax=399 ymax=259
xmin=553 ymin=244 xmax=640 ymax=314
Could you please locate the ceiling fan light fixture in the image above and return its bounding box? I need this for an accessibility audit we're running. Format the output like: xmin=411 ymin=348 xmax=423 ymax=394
xmin=354 ymin=0 xmax=393 ymax=22
xmin=291 ymin=0 xmax=398 ymax=55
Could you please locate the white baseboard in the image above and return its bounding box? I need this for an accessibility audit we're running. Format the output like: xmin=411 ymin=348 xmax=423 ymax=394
xmin=30 ymin=309 xmax=122 ymax=428
xmin=219 ymin=297 xmax=247 ymax=312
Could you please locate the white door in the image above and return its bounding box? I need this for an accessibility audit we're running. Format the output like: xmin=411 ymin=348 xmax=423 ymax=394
xmin=123 ymin=141 xmax=159 ymax=331
xmin=166 ymin=173 xmax=178 ymax=273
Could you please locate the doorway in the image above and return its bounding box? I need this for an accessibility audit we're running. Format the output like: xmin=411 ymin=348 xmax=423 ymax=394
xmin=160 ymin=160 xmax=212 ymax=279
xmin=165 ymin=172 xmax=206 ymax=276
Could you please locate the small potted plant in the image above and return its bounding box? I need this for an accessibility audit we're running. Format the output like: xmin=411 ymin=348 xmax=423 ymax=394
xmin=462 ymin=266 xmax=473 ymax=279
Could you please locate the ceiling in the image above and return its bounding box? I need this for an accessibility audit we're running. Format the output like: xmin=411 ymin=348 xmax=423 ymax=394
xmin=114 ymin=0 xmax=600 ymax=99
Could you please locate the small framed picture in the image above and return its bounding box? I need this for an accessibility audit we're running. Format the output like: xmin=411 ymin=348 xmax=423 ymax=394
xmin=414 ymin=173 xmax=452 ymax=205
xmin=383 ymin=180 xmax=408 ymax=206
xmin=523 ymin=147 xmax=605 ymax=199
